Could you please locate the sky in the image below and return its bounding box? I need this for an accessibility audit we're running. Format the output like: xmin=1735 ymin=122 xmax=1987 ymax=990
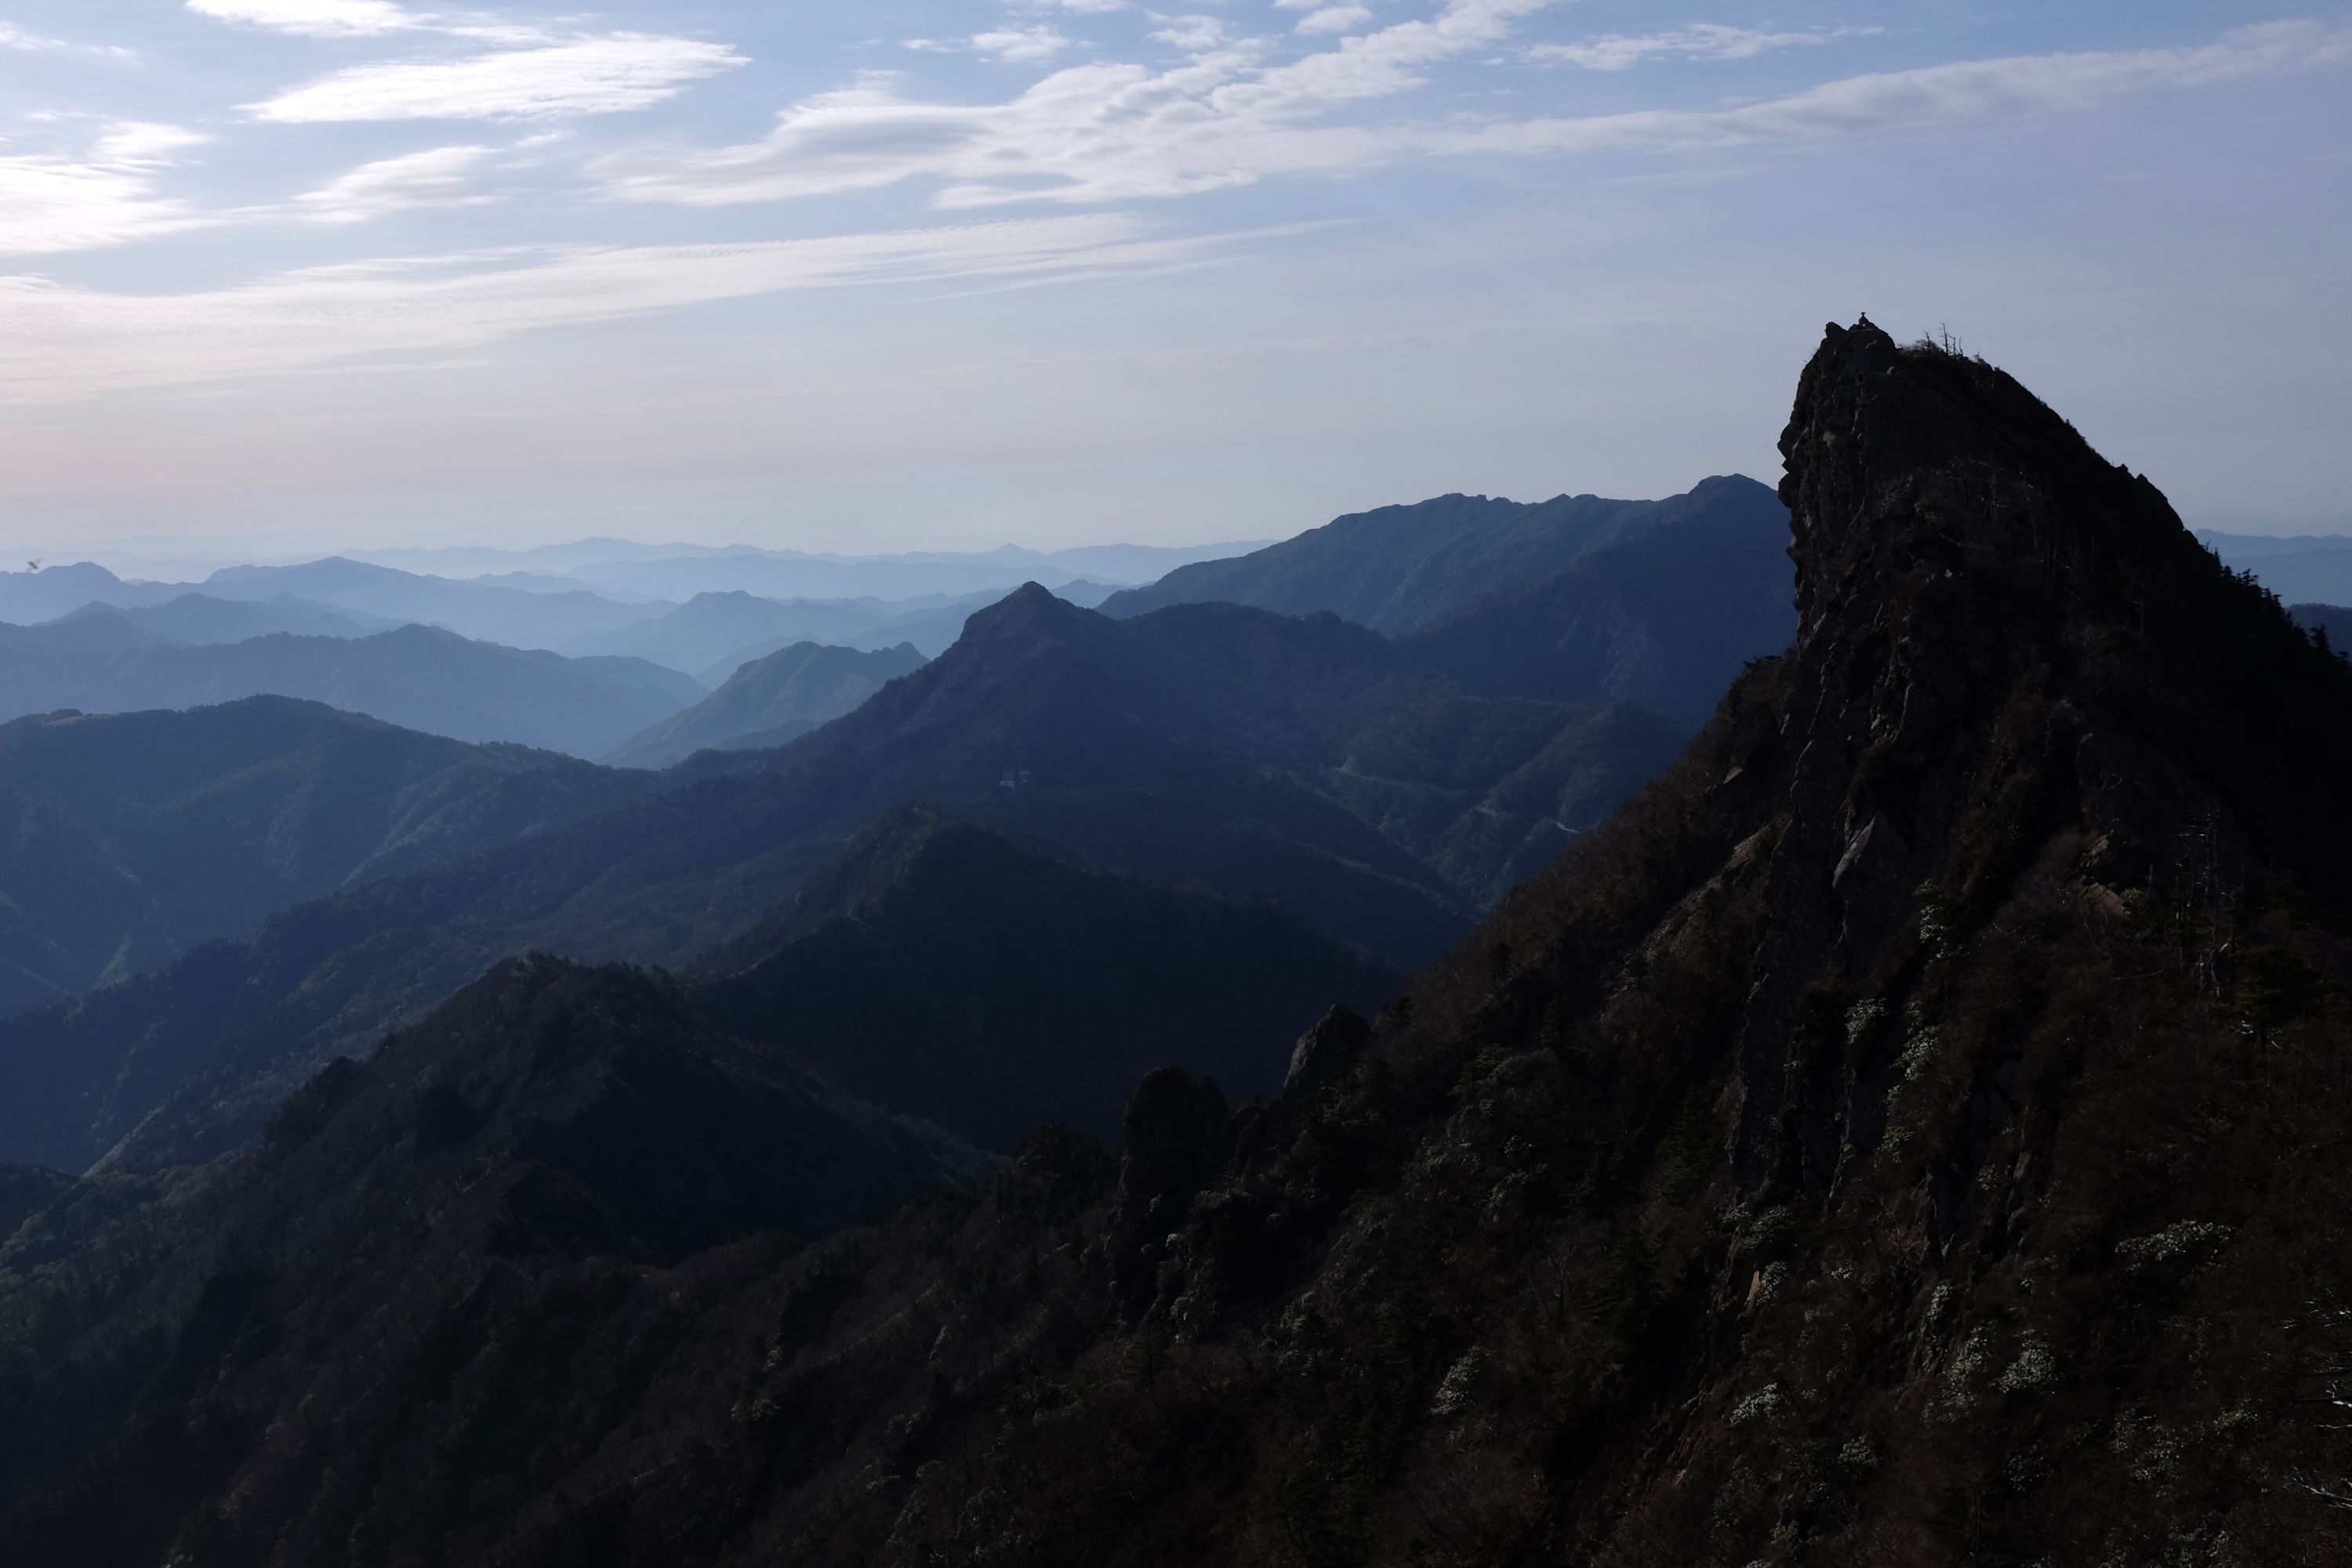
xmin=0 ymin=2 xmax=2347 ymax=569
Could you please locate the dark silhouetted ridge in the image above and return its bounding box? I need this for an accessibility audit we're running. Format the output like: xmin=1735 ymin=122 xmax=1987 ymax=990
xmin=695 ymin=807 xmax=1403 ymax=1150
xmin=0 ymin=956 xmax=988 ymax=1563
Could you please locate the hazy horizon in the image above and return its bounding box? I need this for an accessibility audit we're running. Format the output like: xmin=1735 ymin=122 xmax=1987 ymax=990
xmin=3 ymin=2 xmax=2347 ymax=563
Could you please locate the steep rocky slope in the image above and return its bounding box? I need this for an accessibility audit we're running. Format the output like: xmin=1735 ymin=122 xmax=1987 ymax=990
xmin=7 ymin=320 xmax=2345 ymax=1565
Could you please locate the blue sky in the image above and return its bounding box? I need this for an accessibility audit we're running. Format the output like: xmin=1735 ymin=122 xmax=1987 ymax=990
xmin=1 ymin=2 xmax=2346 ymax=566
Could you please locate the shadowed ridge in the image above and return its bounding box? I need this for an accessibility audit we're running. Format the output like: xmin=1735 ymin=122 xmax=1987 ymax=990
xmin=0 ymin=955 xmax=992 ymax=1558
xmin=692 ymin=804 xmax=1403 ymax=1149
xmin=1399 ymin=471 xmax=1794 ymax=727
xmin=694 ymin=804 xmax=1022 ymax=972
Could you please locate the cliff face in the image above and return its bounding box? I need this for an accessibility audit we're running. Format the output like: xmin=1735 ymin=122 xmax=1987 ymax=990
xmin=9 ymin=322 xmax=2352 ymax=1566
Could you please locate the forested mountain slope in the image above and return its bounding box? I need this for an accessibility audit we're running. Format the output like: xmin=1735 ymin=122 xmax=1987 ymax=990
xmin=695 ymin=808 xmax=1401 ymax=1150
xmin=0 ymin=624 xmax=700 ymax=759
xmin=1105 ymin=476 xmax=1793 ymax=731
xmin=1400 ymin=481 xmax=1797 ymax=728
xmin=607 ymin=641 xmax=927 ymax=769
xmin=0 ymin=957 xmax=993 ymax=1560
xmin=0 ymin=699 xmax=648 ymax=1017
xmin=1102 ymin=488 xmax=1684 ymax=630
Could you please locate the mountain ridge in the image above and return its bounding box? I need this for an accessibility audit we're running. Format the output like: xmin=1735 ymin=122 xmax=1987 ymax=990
xmin=1102 ymin=474 xmax=1786 ymax=633
xmin=604 ymin=641 xmax=927 ymax=769
xmin=0 ymin=697 xmax=649 ymax=1022
xmin=0 ymin=623 xmax=699 ymax=760
xmin=694 ymin=806 xmax=1403 ymax=1150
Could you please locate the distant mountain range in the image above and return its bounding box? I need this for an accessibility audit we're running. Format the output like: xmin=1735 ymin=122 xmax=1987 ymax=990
xmin=563 ymin=590 xmax=937 ymax=677
xmin=203 ymin=557 xmax=663 ymax=647
xmin=0 ymin=538 xmax=1264 ymax=629
xmin=350 ymin=536 xmax=1271 ymax=599
xmin=0 ymin=482 xmax=1795 ymax=1178
xmin=68 ymin=593 xmax=394 ymax=644
xmin=2199 ymin=528 xmax=2352 ymax=604
xmin=0 ymin=576 xmax=1721 ymax=1177
xmin=0 ymin=622 xmax=702 ymax=760
xmin=0 ymin=558 xmax=661 ymax=648
xmin=607 ymin=642 xmax=928 ymax=769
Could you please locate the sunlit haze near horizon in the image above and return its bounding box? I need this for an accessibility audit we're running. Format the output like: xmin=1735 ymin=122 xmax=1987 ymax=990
xmin=2 ymin=1 xmax=2347 ymax=571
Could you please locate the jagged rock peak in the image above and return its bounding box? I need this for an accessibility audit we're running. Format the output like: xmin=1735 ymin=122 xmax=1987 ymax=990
xmin=1726 ymin=317 xmax=2352 ymax=1185
xmin=1778 ymin=317 xmax=2191 ymax=637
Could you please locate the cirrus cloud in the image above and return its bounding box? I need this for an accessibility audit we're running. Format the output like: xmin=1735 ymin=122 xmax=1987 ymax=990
xmin=1527 ymin=24 xmax=1881 ymax=71
xmin=291 ymin=144 xmax=499 ymax=222
xmin=591 ymin=16 xmax=2352 ymax=210
xmin=0 ymin=213 xmax=1322 ymax=401
xmin=189 ymin=0 xmax=417 ymax=36
xmin=248 ymin=34 xmax=746 ymax=122
xmin=0 ymin=123 xmax=211 ymax=259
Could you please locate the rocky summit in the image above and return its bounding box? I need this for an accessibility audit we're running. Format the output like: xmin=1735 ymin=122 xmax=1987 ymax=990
xmin=5 ymin=321 xmax=2350 ymax=1566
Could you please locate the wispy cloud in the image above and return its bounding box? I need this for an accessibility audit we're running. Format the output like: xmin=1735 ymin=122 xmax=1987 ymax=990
xmin=1146 ymin=16 xmax=1227 ymax=53
xmin=971 ymin=27 xmax=1076 ymax=64
xmin=248 ymin=35 xmax=746 ymax=122
xmin=189 ymin=0 xmax=417 ymax=36
xmin=1280 ymin=4 xmax=1376 ymax=38
xmin=291 ymin=144 xmax=499 ymax=222
xmin=909 ymin=27 xmax=1077 ymax=65
xmin=593 ymin=17 xmax=2352 ymax=210
xmin=1527 ymin=24 xmax=1879 ymax=71
xmin=0 ymin=123 xmax=211 ymax=258
xmin=1476 ymin=20 xmax=2352 ymax=153
xmin=599 ymin=0 xmax=1555 ymax=208
xmin=0 ymin=214 xmax=1312 ymax=401
xmin=187 ymin=0 xmax=541 ymax=44
xmin=0 ymin=20 xmax=136 ymax=56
